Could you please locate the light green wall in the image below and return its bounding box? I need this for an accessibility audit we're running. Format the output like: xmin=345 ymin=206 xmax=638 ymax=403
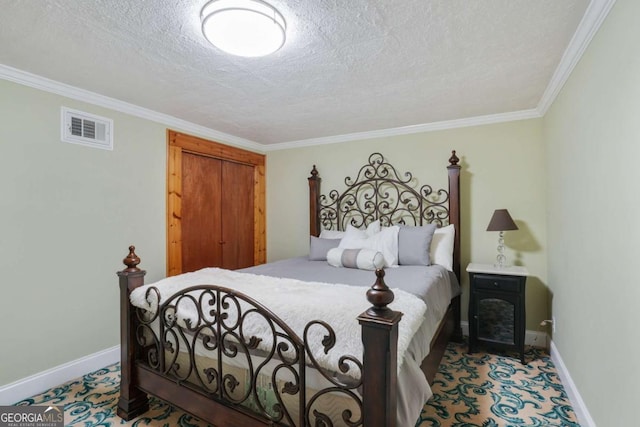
xmin=0 ymin=72 xmax=549 ymax=399
xmin=0 ymin=79 xmax=167 ymax=385
xmin=7 ymin=5 xmax=636 ymax=420
xmin=0 ymin=79 xmax=265 ymax=388
xmin=543 ymin=0 xmax=640 ymax=424
xmin=266 ymin=119 xmax=548 ymax=331
xmin=0 ymin=50 xmax=549 ymax=399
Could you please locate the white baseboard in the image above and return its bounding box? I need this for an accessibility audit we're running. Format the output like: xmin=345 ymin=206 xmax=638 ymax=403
xmin=0 ymin=346 xmax=120 ymax=405
xmin=459 ymin=321 xmax=548 ymax=348
xmin=459 ymin=323 xmax=594 ymax=425
xmin=550 ymin=340 xmax=596 ymax=427
xmin=0 ymin=334 xmax=594 ymax=427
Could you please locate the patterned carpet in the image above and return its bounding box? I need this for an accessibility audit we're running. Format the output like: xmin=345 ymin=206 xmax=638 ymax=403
xmin=16 ymin=342 xmax=578 ymax=427
xmin=417 ymin=342 xmax=579 ymax=427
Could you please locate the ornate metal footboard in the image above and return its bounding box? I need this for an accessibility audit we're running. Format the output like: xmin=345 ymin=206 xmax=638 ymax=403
xmin=117 ymin=246 xmax=401 ymax=427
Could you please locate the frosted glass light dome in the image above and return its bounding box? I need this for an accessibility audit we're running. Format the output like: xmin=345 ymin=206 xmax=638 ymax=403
xmin=201 ymin=0 xmax=286 ymax=57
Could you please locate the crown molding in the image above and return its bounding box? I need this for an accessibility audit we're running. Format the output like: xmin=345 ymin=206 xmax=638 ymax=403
xmin=0 ymin=63 xmax=541 ymax=151
xmin=268 ymin=0 xmax=617 ymax=152
xmin=537 ymin=0 xmax=617 ymax=114
xmin=1 ymin=0 xmax=615 ymax=152
xmin=264 ymin=109 xmax=541 ymax=151
xmin=0 ymin=64 xmax=264 ymax=152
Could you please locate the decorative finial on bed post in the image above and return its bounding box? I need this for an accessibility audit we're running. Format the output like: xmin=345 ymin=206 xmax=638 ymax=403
xmin=449 ymin=150 xmax=459 ymax=166
xmin=117 ymin=245 xmax=148 ymax=419
xmin=358 ymin=268 xmax=401 ymax=427
xmin=310 ymin=165 xmax=319 ymax=177
xmin=366 ymin=269 xmax=395 ymax=314
xmin=122 ymin=245 xmax=141 ymax=272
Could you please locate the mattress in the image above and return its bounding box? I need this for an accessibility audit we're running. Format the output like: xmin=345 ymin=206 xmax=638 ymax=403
xmin=241 ymin=257 xmax=460 ymax=425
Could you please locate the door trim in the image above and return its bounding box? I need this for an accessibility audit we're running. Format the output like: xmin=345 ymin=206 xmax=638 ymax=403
xmin=166 ymin=130 xmax=266 ymax=276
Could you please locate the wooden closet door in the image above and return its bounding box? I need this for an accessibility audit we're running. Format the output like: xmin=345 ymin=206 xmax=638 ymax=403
xmin=181 ymin=152 xmax=222 ymax=273
xmin=167 ymin=130 xmax=265 ymax=276
xmin=221 ymin=161 xmax=255 ymax=270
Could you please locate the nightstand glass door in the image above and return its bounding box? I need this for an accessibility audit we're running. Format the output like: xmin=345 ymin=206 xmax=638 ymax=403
xmin=477 ymin=297 xmax=515 ymax=345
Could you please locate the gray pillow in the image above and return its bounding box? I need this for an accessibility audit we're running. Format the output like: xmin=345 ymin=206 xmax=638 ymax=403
xmin=398 ymin=224 xmax=437 ymax=265
xmin=309 ymin=236 xmax=341 ymax=261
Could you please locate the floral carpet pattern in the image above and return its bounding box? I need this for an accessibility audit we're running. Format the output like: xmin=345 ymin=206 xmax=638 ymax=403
xmin=16 ymin=342 xmax=578 ymax=427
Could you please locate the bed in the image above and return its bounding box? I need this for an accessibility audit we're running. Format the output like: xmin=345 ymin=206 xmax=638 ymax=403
xmin=116 ymin=151 xmax=463 ymax=427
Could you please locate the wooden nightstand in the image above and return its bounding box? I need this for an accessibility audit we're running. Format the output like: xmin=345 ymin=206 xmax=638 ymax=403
xmin=467 ymin=263 xmax=529 ymax=363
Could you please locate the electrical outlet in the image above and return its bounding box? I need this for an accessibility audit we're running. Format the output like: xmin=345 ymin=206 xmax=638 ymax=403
xmin=552 ymin=315 xmax=556 ymax=333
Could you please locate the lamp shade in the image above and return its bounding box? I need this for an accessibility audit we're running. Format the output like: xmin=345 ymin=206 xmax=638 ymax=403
xmin=486 ymin=209 xmax=518 ymax=231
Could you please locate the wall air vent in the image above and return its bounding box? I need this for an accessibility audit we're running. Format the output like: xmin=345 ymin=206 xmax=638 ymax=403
xmin=61 ymin=107 xmax=113 ymax=150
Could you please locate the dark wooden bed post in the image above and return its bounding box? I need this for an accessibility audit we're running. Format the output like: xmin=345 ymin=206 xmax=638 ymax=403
xmin=308 ymin=165 xmax=321 ymax=237
xmin=447 ymin=151 xmax=461 ymax=280
xmin=447 ymin=151 xmax=463 ymax=342
xmin=116 ymin=246 xmax=149 ymax=420
xmin=358 ymin=269 xmax=401 ymax=427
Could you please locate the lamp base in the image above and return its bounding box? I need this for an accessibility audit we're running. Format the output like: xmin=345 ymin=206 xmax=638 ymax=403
xmin=493 ymin=263 xmax=513 ymax=269
xmin=495 ymin=233 xmax=509 ymax=268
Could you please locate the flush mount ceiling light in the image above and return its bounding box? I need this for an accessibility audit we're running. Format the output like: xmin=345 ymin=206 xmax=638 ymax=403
xmin=200 ymin=0 xmax=286 ymax=57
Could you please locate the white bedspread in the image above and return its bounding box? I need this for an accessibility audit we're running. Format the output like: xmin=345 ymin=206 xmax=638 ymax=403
xmin=130 ymin=267 xmax=427 ymax=378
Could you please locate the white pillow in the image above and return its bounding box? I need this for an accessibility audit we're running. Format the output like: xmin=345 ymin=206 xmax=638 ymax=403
xmin=319 ymin=229 xmax=345 ymax=239
xmin=344 ymin=220 xmax=380 ymax=238
xmin=327 ymin=247 xmax=385 ymax=270
xmin=319 ymin=220 xmax=380 ymax=240
xmin=339 ymin=225 xmax=399 ymax=267
xmin=365 ymin=220 xmax=381 ymax=236
xmin=429 ymin=224 xmax=455 ymax=271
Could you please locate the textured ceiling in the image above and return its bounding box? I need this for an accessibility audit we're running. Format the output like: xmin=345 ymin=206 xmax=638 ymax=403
xmin=0 ymin=0 xmax=591 ymax=145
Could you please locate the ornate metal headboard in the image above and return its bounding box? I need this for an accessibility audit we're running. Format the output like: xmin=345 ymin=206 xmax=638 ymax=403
xmin=309 ymin=151 xmax=461 ymax=279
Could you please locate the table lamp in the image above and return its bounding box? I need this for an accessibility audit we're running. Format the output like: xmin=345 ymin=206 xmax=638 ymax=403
xmin=486 ymin=209 xmax=518 ymax=268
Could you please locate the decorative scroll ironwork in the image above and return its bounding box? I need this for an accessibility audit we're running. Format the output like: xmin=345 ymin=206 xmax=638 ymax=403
xmin=135 ymin=285 xmax=363 ymax=427
xmin=318 ymin=152 xmax=450 ymax=231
